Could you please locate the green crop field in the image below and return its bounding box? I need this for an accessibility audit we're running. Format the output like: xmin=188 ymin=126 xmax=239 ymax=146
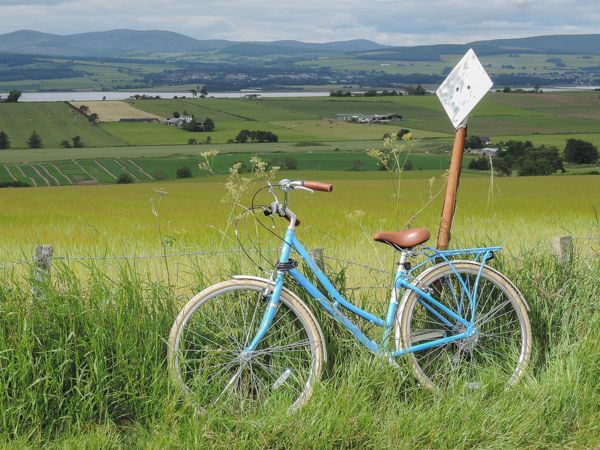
xmin=1 ymin=92 xmax=600 ymax=153
xmin=0 ymin=151 xmax=472 ymax=186
xmin=0 ymin=102 xmax=126 ymax=148
xmin=1 ymin=169 xmax=598 ymax=255
xmin=128 ymin=92 xmax=600 ymax=145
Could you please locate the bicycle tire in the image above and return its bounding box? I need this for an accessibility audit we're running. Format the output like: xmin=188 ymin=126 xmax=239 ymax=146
xmin=167 ymin=278 xmax=326 ymax=412
xmin=397 ymin=261 xmax=532 ymax=390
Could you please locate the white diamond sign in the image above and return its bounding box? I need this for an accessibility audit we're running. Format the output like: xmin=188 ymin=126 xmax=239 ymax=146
xmin=436 ymin=49 xmax=493 ymax=129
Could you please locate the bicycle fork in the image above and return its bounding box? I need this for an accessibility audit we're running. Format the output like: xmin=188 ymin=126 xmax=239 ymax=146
xmin=242 ymin=271 xmax=285 ymax=355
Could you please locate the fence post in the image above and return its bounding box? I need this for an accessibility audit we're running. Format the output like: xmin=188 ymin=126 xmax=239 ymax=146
xmin=33 ymin=244 xmax=53 ymax=285
xmin=551 ymin=236 xmax=573 ymax=266
xmin=311 ymin=248 xmax=326 ymax=271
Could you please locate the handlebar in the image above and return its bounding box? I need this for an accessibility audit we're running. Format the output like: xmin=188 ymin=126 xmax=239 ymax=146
xmin=262 ymin=179 xmax=333 ymax=228
xmin=263 ymin=203 xmax=301 ymax=226
xmin=303 ymin=181 xmax=333 ymax=192
xmin=279 ymin=179 xmax=333 ymax=193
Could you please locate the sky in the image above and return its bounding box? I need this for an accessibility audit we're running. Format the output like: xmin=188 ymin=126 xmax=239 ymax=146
xmin=1 ymin=0 xmax=599 ymax=45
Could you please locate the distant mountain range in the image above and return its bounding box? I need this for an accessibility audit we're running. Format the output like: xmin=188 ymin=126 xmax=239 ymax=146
xmin=356 ymin=34 xmax=600 ymax=60
xmin=1 ymin=29 xmax=600 ymax=59
xmin=0 ymin=29 xmax=388 ymax=57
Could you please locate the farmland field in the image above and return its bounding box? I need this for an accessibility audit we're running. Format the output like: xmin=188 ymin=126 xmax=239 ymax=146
xmin=2 ymin=170 xmax=598 ymax=257
xmin=70 ymin=100 xmax=164 ymax=122
xmin=0 ymin=170 xmax=599 ymax=448
xmin=1 ymin=93 xmax=600 ymax=448
xmin=0 ymin=102 xmax=126 ymax=148
xmin=2 ymin=92 xmax=600 ymax=152
xmin=0 ymin=151 xmax=471 ymax=186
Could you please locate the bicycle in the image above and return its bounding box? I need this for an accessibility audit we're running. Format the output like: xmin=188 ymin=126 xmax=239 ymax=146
xmin=167 ymin=179 xmax=532 ymax=412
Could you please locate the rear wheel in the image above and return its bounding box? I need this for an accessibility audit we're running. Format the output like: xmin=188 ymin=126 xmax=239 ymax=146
xmin=397 ymin=261 xmax=531 ymax=390
xmin=167 ymin=279 xmax=325 ymax=412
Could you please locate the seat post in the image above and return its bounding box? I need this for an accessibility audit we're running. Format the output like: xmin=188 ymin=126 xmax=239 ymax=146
xmin=397 ymin=250 xmax=410 ymax=273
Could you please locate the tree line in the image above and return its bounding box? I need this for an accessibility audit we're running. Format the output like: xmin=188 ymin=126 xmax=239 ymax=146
xmin=0 ymin=130 xmax=88 ymax=149
xmin=468 ymin=139 xmax=599 ymax=176
xmin=233 ymin=130 xmax=278 ymax=143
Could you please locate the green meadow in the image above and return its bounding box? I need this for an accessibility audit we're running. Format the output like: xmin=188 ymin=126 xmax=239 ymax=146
xmin=0 ymin=102 xmax=126 ymax=148
xmin=1 ymin=92 xmax=599 ymax=151
xmin=1 ymin=169 xmax=599 ymax=447
xmin=0 ymin=92 xmax=599 ymax=447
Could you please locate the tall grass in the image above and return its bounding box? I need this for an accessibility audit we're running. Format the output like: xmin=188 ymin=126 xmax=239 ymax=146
xmin=0 ymin=251 xmax=598 ymax=447
xmin=1 ymin=169 xmax=599 ymax=446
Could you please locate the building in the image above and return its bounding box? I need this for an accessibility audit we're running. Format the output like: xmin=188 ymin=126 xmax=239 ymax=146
xmin=162 ymin=115 xmax=194 ymax=128
xmin=335 ymin=113 xmax=402 ymax=123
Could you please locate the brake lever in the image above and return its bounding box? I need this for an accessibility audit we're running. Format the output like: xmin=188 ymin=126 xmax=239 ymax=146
xmin=266 ymin=182 xmax=279 ymax=202
xmin=295 ymin=186 xmax=314 ymax=193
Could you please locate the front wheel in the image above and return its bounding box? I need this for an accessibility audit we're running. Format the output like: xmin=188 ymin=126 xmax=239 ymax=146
xmin=397 ymin=261 xmax=532 ymax=390
xmin=167 ymin=279 xmax=326 ymax=412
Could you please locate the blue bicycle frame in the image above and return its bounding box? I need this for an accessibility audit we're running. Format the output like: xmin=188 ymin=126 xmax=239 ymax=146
xmin=245 ymin=224 xmax=500 ymax=358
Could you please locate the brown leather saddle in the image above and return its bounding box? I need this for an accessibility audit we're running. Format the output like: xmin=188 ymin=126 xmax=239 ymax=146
xmin=373 ymin=228 xmax=430 ymax=250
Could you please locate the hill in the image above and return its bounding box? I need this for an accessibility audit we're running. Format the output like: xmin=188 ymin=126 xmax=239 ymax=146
xmin=357 ymin=34 xmax=600 ymax=61
xmin=0 ymin=29 xmax=387 ymax=57
xmin=2 ymin=29 xmax=600 ymax=61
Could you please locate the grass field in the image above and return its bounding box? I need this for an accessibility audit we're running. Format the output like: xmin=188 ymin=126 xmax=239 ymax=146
xmin=1 ymin=92 xmax=600 ymax=447
xmin=299 ymin=53 xmax=600 ymax=76
xmin=1 ymin=93 xmax=600 ymax=152
xmin=0 ymin=102 xmax=127 ymax=148
xmin=0 ymin=151 xmax=472 ymax=186
xmin=0 ymin=170 xmax=599 ymax=447
xmin=1 ymin=170 xmax=598 ymax=259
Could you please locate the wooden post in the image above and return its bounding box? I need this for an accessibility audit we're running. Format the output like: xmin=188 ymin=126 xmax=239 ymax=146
xmin=436 ymin=125 xmax=468 ymax=250
xmin=311 ymin=248 xmax=326 ymax=271
xmin=33 ymin=244 xmax=53 ymax=284
xmin=552 ymin=236 xmax=573 ymax=266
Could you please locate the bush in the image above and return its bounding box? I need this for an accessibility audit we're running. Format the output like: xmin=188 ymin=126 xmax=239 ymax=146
xmin=6 ymin=89 xmax=21 ymax=103
xmin=203 ymin=118 xmax=215 ymax=132
xmin=269 ymin=157 xmax=298 ymax=170
xmin=348 ymin=160 xmax=363 ymax=171
xmin=182 ymin=116 xmax=215 ymax=133
xmin=517 ymin=146 xmax=564 ymax=176
xmin=116 ymin=172 xmax=134 ymax=184
xmin=71 ymin=136 xmax=84 ymax=148
xmin=397 ymin=129 xmax=411 ymax=140
xmin=0 ymin=180 xmax=30 ymax=188
xmin=176 ymin=166 xmax=193 ymax=179
xmin=187 ymin=138 xmax=197 ymax=145
xmin=235 ymin=129 xmax=278 ymax=143
xmin=0 ymin=131 xmax=10 ymax=149
xmin=27 ymin=131 xmax=43 ymax=149
xmin=465 ymin=135 xmax=484 ymax=149
xmin=494 ymin=140 xmax=563 ymax=176
xmin=152 ymin=169 xmax=167 ymax=180
xmin=564 ymin=139 xmax=599 ymax=164
xmin=468 ymin=157 xmax=490 ymax=170
xmin=406 ymin=84 xmax=427 ymax=95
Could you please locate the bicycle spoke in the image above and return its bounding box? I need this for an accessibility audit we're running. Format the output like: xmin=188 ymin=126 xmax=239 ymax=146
xmin=403 ymin=264 xmax=530 ymax=390
xmin=169 ymin=283 xmax=320 ymax=413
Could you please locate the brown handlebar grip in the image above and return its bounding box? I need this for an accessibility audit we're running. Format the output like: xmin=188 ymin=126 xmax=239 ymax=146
xmin=303 ymin=181 xmax=333 ymax=192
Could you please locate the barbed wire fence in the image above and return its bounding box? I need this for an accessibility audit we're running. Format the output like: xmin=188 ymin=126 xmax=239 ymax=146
xmin=1 ymin=234 xmax=597 ymax=294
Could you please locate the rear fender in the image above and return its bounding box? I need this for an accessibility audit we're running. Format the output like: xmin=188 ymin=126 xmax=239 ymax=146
xmin=398 ymin=260 xmax=530 ymax=313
